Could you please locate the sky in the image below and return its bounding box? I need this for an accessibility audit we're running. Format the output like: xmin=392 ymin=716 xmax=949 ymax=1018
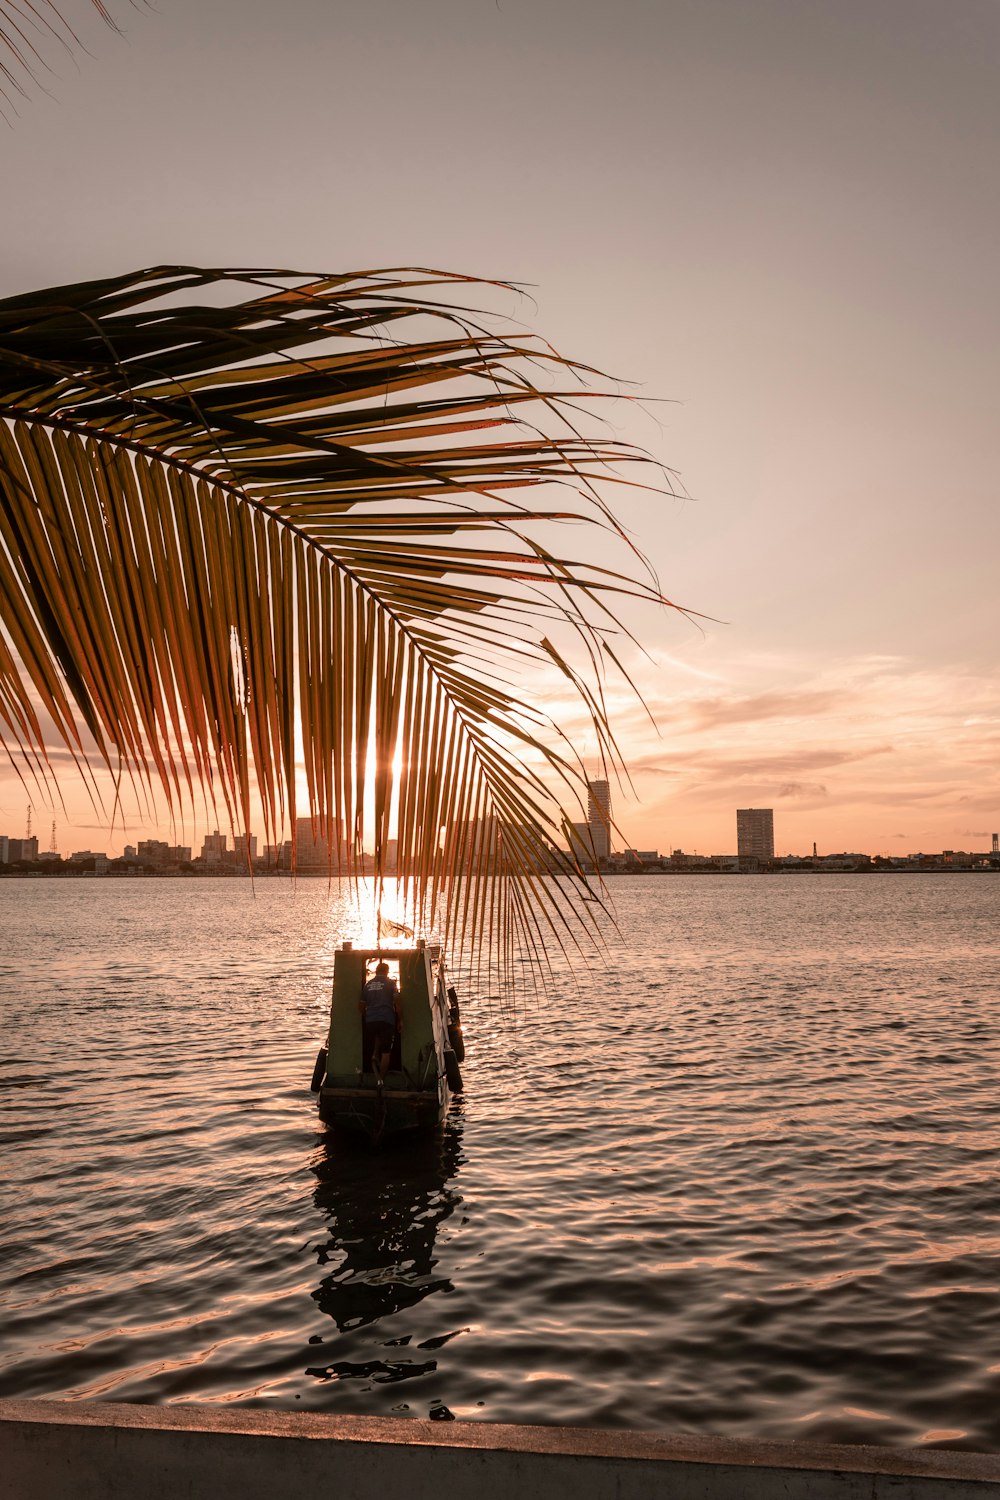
xmin=1 ymin=0 xmax=998 ymax=858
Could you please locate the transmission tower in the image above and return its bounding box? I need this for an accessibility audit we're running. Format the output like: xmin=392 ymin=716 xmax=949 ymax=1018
xmin=49 ymin=818 xmax=58 ymax=855
xmin=25 ymin=803 xmax=32 ymax=840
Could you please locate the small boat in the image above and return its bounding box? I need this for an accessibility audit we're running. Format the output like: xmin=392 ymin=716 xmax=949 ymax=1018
xmin=310 ymin=940 xmax=464 ymax=1139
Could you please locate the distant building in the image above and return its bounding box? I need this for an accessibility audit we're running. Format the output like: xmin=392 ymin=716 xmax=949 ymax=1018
xmin=667 ymin=849 xmax=714 ymax=869
xmin=736 ymin=808 xmax=774 ymax=866
xmin=295 ymin=817 xmax=326 ymax=870
xmin=262 ymin=840 xmax=294 ymax=869
xmin=568 ymin=820 xmax=598 ymax=868
xmin=295 ymin=817 xmax=343 ymax=870
xmin=138 ymin=839 xmax=170 ymax=865
xmin=587 ymin=779 xmax=611 ymax=861
xmin=814 ymin=852 xmax=871 ymax=871
xmin=0 ymin=835 xmax=9 ymax=863
xmin=6 ymin=836 xmax=38 ymax=863
xmin=69 ymin=850 xmax=110 ymax=873
xmin=232 ymin=833 xmax=258 ymax=867
xmin=712 ymin=854 xmax=740 ymax=872
xmin=200 ymin=829 xmax=227 ymax=866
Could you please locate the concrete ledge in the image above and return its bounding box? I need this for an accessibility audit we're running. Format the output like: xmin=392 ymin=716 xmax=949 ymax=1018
xmin=3 ymin=1399 xmax=1000 ymax=1499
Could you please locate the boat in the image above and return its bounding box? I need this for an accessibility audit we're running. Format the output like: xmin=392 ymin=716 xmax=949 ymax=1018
xmin=310 ymin=940 xmax=464 ymax=1139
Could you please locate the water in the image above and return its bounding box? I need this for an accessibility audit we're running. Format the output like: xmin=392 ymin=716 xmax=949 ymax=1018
xmin=2 ymin=874 xmax=999 ymax=1450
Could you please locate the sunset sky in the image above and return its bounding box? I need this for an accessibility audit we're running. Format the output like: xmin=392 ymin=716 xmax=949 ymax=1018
xmin=1 ymin=0 xmax=997 ymax=858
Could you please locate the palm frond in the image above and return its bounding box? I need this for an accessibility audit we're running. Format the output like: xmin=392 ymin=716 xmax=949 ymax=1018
xmin=1 ymin=1 xmax=134 ymax=120
xmin=0 ymin=264 xmax=686 ymax=994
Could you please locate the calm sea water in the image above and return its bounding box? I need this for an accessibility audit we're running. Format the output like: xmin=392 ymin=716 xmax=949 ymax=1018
xmin=2 ymin=874 xmax=999 ymax=1450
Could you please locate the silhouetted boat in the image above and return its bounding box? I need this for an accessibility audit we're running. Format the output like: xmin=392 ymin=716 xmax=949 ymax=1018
xmin=310 ymin=940 xmax=464 ymax=1140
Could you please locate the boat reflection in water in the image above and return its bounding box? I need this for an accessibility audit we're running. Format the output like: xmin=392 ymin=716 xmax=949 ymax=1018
xmin=305 ymin=1110 xmax=466 ymax=1390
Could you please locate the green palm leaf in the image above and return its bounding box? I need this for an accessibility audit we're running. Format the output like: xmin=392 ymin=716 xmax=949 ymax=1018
xmin=0 ymin=264 xmax=683 ymax=992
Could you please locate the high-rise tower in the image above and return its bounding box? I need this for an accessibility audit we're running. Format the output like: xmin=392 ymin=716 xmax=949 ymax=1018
xmin=587 ymin=779 xmax=611 ymax=861
xmin=736 ymin=808 xmax=774 ymax=864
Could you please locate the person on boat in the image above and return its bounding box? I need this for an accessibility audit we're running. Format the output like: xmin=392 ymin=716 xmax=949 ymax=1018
xmin=359 ymin=961 xmax=401 ymax=1087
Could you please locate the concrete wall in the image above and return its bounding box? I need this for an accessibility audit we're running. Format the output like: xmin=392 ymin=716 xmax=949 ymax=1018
xmin=3 ymin=1399 xmax=1000 ymax=1500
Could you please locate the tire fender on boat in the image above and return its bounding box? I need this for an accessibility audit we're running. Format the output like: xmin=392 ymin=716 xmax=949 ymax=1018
xmin=447 ymin=1023 xmax=465 ymax=1063
xmin=310 ymin=1046 xmax=328 ymax=1093
xmin=444 ymin=1047 xmax=463 ymax=1093
xmin=446 ymin=986 xmax=465 ymax=1062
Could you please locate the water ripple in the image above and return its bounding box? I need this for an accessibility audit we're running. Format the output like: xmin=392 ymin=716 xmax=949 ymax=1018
xmin=1 ymin=874 xmax=999 ymax=1446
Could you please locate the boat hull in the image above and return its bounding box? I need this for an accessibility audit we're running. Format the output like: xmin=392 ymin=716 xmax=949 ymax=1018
xmin=317 ymin=1082 xmax=447 ymax=1136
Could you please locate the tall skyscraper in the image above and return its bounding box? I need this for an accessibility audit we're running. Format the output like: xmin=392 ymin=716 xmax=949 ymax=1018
xmin=736 ymin=808 xmax=774 ymax=863
xmin=587 ymin=779 xmax=611 ymax=861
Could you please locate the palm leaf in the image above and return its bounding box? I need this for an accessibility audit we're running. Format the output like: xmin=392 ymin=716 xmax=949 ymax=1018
xmin=1 ymin=1 xmax=133 ymax=120
xmin=0 ymin=264 xmax=685 ymax=994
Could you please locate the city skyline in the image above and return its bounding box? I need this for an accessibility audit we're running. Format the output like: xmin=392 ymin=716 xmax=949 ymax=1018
xmin=3 ymin=764 xmax=998 ymax=864
xmin=3 ymin=799 xmax=998 ymax=873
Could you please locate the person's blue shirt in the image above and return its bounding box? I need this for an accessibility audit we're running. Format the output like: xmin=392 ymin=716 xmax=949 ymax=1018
xmin=362 ymin=976 xmax=398 ymax=1026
